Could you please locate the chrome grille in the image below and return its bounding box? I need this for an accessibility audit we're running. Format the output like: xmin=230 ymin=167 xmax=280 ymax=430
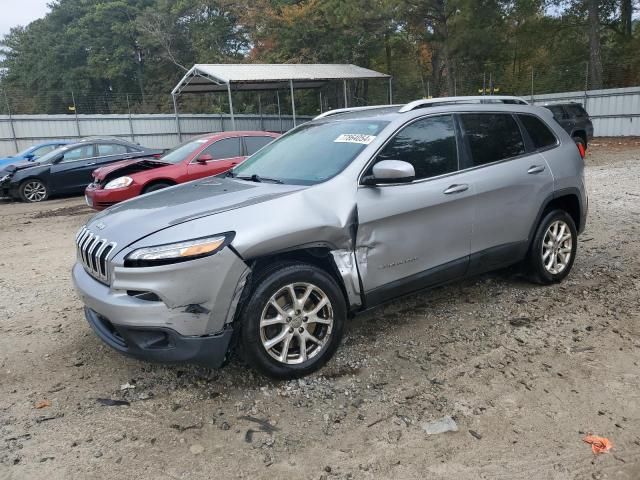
xmin=75 ymin=225 xmax=117 ymax=284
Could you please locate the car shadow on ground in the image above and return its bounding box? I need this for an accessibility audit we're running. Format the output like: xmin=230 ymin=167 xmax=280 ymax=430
xmin=63 ymin=264 xmax=539 ymax=399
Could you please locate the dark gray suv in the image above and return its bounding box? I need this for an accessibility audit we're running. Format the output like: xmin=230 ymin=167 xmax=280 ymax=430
xmin=73 ymin=97 xmax=588 ymax=379
xmin=543 ymin=102 xmax=594 ymax=150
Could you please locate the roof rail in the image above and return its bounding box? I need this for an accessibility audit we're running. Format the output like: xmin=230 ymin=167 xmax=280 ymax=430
xmin=399 ymin=96 xmax=529 ymax=113
xmin=313 ymin=105 xmax=399 ymax=120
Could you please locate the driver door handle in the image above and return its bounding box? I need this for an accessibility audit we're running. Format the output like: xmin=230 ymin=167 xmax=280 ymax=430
xmin=528 ymin=165 xmax=546 ymax=174
xmin=443 ymin=184 xmax=469 ymax=194
xmin=86 ymin=162 xmax=96 ymax=166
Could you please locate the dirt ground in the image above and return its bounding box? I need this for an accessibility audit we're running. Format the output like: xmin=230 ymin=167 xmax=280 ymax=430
xmin=1 ymin=139 xmax=640 ymax=480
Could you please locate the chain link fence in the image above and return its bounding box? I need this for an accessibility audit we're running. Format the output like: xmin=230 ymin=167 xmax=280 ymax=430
xmin=1 ymin=58 xmax=638 ymax=116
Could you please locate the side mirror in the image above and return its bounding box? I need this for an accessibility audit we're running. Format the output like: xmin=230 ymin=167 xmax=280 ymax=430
xmin=362 ymin=160 xmax=415 ymax=185
xmin=24 ymin=153 xmax=35 ymax=161
xmin=196 ymin=153 xmax=214 ymax=164
xmin=52 ymin=154 xmax=64 ymax=164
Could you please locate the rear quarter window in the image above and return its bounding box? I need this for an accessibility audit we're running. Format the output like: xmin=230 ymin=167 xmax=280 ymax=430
xmin=518 ymin=114 xmax=558 ymax=150
xmin=565 ymin=104 xmax=588 ymax=117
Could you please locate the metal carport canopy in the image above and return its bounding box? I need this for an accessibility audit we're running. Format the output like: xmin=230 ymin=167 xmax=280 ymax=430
xmin=170 ymin=63 xmax=392 ymax=132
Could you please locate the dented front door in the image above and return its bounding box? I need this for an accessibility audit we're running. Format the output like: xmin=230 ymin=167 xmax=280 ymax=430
xmin=355 ymin=175 xmax=474 ymax=298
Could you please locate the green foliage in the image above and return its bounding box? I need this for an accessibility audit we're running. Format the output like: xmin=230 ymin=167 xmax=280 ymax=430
xmin=0 ymin=0 xmax=638 ymax=114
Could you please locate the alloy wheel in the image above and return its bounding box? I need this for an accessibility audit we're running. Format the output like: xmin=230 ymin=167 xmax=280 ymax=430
xmin=541 ymin=220 xmax=573 ymax=275
xmin=23 ymin=181 xmax=47 ymax=202
xmin=259 ymin=282 xmax=334 ymax=365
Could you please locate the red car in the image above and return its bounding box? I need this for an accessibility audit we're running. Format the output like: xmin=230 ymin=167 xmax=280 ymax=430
xmin=85 ymin=131 xmax=279 ymax=210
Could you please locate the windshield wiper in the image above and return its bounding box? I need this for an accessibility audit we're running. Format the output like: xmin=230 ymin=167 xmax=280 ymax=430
xmin=235 ymin=174 xmax=283 ymax=184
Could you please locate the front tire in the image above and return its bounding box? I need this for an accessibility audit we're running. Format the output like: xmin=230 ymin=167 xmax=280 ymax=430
xmin=527 ymin=210 xmax=577 ymax=284
xmin=239 ymin=262 xmax=346 ymax=379
xmin=19 ymin=179 xmax=49 ymax=202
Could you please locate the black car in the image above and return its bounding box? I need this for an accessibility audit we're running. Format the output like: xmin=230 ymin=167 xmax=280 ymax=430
xmin=542 ymin=103 xmax=594 ymax=149
xmin=0 ymin=138 xmax=163 ymax=202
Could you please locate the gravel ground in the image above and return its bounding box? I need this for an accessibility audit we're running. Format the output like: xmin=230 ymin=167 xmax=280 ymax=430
xmin=1 ymin=139 xmax=639 ymax=480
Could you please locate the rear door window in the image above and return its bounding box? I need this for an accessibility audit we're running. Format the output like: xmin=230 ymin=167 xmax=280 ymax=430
xmin=203 ymin=137 xmax=241 ymax=160
xmin=460 ymin=113 xmax=525 ymax=166
xmin=546 ymin=105 xmax=566 ymax=120
xmin=244 ymin=136 xmax=274 ymax=155
xmin=375 ymin=115 xmax=459 ymax=180
xmin=60 ymin=145 xmax=95 ymax=163
xmin=518 ymin=114 xmax=557 ymax=150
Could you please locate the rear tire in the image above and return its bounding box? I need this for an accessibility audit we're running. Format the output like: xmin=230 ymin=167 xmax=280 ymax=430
xmin=19 ymin=179 xmax=49 ymax=202
xmin=527 ymin=210 xmax=577 ymax=284
xmin=239 ymin=262 xmax=346 ymax=379
xmin=142 ymin=182 xmax=172 ymax=194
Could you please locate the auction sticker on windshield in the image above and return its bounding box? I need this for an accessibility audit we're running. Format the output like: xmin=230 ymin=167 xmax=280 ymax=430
xmin=334 ymin=134 xmax=376 ymax=145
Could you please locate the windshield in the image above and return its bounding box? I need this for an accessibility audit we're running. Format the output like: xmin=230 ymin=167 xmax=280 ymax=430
xmin=15 ymin=146 xmax=36 ymax=157
xmin=27 ymin=145 xmax=70 ymax=165
xmin=161 ymin=137 xmax=209 ymax=164
xmin=232 ymin=120 xmax=388 ymax=185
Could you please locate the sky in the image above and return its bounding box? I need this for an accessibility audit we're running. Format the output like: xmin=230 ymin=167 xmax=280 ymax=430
xmin=0 ymin=0 xmax=50 ymax=38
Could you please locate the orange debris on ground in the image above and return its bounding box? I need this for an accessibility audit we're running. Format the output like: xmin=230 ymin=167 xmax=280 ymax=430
xmin=583 ymin=435 xmax=613 ymax=454
xmin=34 ymin=399 xmax=51 ymax=409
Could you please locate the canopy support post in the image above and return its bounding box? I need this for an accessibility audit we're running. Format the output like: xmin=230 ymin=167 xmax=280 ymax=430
xmin=276 ymin=90 xmax=283 ymax=133
xmin=343 ymin=80 xmax=348 ymax=108
xmin=289 ymin=80 xmax=297 ymax=128
xmin=388 ymin=77 xmax=393 ymax=104
xmin=319 ymin=90 xmax=323 ymax=113
xmin=227 ymin=82 xmax=236 ymax=130
xmin=172 ymin=93 xmax=182 ymax=142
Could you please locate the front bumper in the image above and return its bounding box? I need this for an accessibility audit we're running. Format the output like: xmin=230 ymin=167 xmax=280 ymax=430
xmin=85 ymin=183 xmax=140 ymax=210
xmin=84 ymin=307 xmax=233 ymax=367
xmin=72 ymin=246 xmax=250 ymax=366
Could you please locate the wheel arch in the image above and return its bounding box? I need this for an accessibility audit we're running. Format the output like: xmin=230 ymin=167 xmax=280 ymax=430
xmin=572 ymin=129 xmax=588 ymax=147
xmin=246 ymin=246 xmax=360 ymax=313
xmin=528 ymin=190 xmax=583 ymax=252
xmin=141 ymin=178 xmax=177 ymax=193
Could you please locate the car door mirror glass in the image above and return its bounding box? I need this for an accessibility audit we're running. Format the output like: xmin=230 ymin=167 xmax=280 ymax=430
xmin=197 ymin=153 xmax=214 ymax=163
xmin=363 ymin=160 xmax=415 ymax=185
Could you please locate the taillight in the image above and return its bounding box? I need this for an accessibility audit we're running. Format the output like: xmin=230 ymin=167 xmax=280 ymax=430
xmin=576 ymin=142 xmax=585 ymax=159
xmin=152 ymin=153 xmax=162 ymax=159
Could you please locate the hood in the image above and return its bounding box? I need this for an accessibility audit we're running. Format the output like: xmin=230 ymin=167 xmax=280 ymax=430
xmin=1 ymin=159 xmax=43 ymax=174
xmin=85 ymin=176 xmax=306 ymax=251
xmin=92 ymin=157 xmax=168 ymax=182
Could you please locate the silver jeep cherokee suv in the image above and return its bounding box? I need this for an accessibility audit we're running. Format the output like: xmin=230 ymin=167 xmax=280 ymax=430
xmin=73 ymin=97 xmax=587 ymax=379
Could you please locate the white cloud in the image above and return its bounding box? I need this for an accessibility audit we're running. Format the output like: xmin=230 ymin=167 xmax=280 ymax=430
xmin=0 ymin=0 xmax=51 ymax=38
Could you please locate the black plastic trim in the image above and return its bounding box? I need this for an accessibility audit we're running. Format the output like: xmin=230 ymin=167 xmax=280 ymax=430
xmin=84 ymin=307 xmax=233 ymax=367
xmin=467 ymin=242 xmax=528 ymax=277
xmin=364 ymin=256 xmax=468 ymax=308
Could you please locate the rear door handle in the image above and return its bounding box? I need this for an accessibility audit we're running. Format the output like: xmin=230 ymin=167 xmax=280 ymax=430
xmin=86 ymin=162 xmax=96 ymax=166
xmin=443 ymin=184 xmax=469 ymax=194
xmin=528 ymin=165 xmax=546 ymax=174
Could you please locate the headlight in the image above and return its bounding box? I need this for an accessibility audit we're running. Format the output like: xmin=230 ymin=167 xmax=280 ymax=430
xmin=125 ymin=234 xmax=233 ymax=267
xmin=0 ymin=174 xmax=10 ymax=183
xmin=104 ymin=176 xmax=133 ymax=190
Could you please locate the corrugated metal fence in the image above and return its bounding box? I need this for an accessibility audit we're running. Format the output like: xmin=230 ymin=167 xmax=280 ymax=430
xmin=0 ymin=113 xmax=312 ymax=157
xmin=530 ymin=86 xmax=640 ymax=137
xmin=1 ymin=85 xmax=638 ymax=156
